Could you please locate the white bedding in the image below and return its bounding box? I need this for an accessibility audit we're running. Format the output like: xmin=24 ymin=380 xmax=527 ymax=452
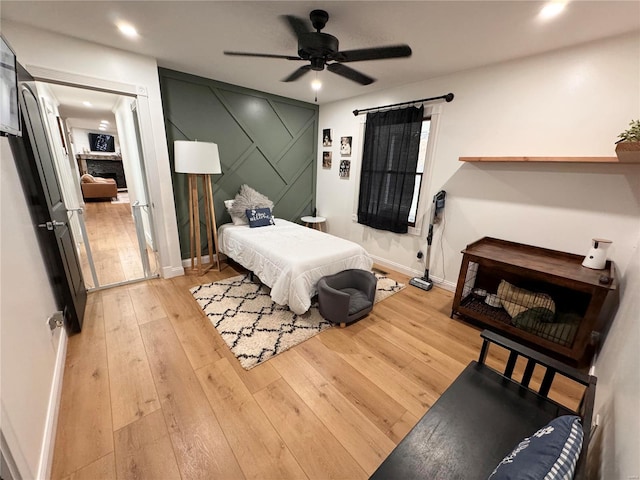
xmin=218 ymin=219 xmax=373 ymax=314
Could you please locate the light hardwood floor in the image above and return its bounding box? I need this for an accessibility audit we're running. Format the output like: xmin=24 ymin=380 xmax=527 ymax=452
xmin=79 ymin=198 xmax=158 ymax=288
xmin=51 ymin=264 xmax=584 ymax=479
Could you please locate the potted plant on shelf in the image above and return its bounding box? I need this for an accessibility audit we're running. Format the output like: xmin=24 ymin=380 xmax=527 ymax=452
xmin=615 ymin=119 xmax=640 ymax=162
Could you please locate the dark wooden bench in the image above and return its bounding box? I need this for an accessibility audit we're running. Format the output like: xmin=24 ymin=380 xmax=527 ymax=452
xmin=370 ymin=330 xmax=596 ymax=480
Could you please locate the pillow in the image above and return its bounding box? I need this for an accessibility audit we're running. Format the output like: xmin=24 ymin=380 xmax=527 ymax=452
xmin=229 ymin=184 xmax=274 ymax=222
xmin=245 ymin=207 xmax=275 ymax=228
xmin=81 ymin=173 xmax=95 ymax=183
xmin=224 ymin=199 xmax=245 ymax=226
xmin=489 ymin=415 xmax=583 ymax=480
xmin=497 ymin=280 xmax=556 ymax=319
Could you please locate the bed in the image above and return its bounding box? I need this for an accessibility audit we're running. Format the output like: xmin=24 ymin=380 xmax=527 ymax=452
xmin=218 ymin=218 xmax=373 ymax=314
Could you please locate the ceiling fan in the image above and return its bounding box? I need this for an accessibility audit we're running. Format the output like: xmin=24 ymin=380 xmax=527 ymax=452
xmin=224 ymin=9 xmax=412 ymax=86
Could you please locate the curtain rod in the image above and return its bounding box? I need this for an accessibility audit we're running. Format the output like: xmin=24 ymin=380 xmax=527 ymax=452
xmin=352 ymin=92 xmax=454 ymax=116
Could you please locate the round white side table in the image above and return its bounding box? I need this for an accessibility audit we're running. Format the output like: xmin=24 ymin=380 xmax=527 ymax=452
xmin=301 ymin=215 xmax=326 ymax=232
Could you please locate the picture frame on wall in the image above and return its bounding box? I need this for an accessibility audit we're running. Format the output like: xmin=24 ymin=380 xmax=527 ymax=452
xmin=322 ymin=128 xmax=332 ymax=147
xmin=340 ymin=136 xmax=352 ymax=157
xmin=323 ymin=151 xmax=332 ymax=168
xmin=339 ymin=160 xmax=350 ymax=178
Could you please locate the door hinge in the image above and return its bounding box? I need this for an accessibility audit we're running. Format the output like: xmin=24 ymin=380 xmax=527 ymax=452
xmin=47 ymin=311 xmax=64 ymax=331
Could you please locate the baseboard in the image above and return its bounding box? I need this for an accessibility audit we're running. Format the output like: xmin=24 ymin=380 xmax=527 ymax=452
xmin=162 ymin=265 xmax=185 ymax=279
xmin=37 ymin=329 xmax=68 ymax=480
xmin=369 ymin=254 xmax=456 ymax=292
xmin=180 ymin=254 xmax=220 ymax=270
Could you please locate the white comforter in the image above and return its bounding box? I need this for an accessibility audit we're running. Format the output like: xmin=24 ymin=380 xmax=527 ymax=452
xmin=218 ymin=219 xmax=373 ymax=314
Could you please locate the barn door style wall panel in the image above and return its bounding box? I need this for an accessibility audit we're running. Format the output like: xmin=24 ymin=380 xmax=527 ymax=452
xmin=158 ymin=68 xmax=319 ymax=260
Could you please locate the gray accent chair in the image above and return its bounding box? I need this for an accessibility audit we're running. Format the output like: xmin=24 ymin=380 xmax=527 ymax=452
xmin=317 ymin=269 xmax=378 ymax=327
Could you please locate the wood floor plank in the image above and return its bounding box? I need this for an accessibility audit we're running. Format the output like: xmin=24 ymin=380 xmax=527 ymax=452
xmin=271 ymin=349 xmax=396 ymax=475
xmin=153 ymin=278 xmax=225 ymax=370
xmin=140 ymin=318 xmax=245 ymax=480
xmin=387 ymin=411 xmax=420 ymax=444
xmin=376 ymin=300 xmax=481 ymax=365
xmin=254 ymin=378 xmax=367 ymax=480
xmin=400 ymin=357 xmax=460 ymax=397
xmin=320 ymin=322 xmax=415 ymax=370
xmin=196 ymin=358 xmax=307 ymax=479
xmin=102 ymin=290 xmax=160 ymax=431
xmin=128 ymin=282 xmax=168 ymax=325
xmin=295 ymin=337 xmax=405 ymax=437
xmin=114 ymin=409 xmax=181 ymax=480
xmin=61 ymin=452 xmax=115 ymax=480
xmin=320 ymin=330 xmax=437 ymax=418
xmin=368 ymin=320 xmax=467 ymax=378
xmin=174 ymin=271 xmax=283 ymax=393
xmin=218 ymin=341 xmax=283 ymax=394
xmin=51 ymin=299 xmax=114 ymax=480
xmin=52 ymin=262 xmax=585 ymax=479
xmin=80 ymin=199 xmax=159 ymax=287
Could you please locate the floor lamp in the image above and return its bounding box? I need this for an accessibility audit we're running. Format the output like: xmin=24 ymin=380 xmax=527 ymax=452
xmin=174 ymin=140 xmax=222 ymax=275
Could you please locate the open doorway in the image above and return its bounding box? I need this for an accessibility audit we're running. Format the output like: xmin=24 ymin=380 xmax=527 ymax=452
xmin=35 ymin=81 xmax=159 ymax=290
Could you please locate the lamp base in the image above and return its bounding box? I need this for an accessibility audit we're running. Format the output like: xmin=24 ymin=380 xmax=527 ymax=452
xmin=186 ymin=173 xmax=221 ymax=275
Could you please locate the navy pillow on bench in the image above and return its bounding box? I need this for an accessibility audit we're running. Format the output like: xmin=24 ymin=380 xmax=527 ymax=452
xmin=489 ymin=415 xmax=583 ymax=480
xmin=245 ymin=208 xmax=275 ymax=227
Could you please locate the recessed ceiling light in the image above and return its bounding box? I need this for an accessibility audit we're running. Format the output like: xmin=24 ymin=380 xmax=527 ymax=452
xmin=539 ymin=1 xmax=567 ymax=19
xmin=100 ymin=120 xmax=110 ymax=125
xmin=83 ymin=101 xmax=92 ymax=107
xmin=118 ymin=22 xmax=139 ymax=38
xmin=99 ymin=126 xmax=107 ymax=131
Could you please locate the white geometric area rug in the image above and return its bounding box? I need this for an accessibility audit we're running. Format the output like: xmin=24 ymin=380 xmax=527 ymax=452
xmin=190 ymin=273 xmax=405 ymax=370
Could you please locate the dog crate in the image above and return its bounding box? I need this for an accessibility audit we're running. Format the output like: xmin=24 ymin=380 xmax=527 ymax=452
xmin=451 ymin=237 xmax=617 ymax=365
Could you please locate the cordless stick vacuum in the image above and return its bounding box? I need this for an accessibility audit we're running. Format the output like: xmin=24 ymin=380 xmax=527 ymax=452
xmin=409 ymin=190 xmax=446 ymax=291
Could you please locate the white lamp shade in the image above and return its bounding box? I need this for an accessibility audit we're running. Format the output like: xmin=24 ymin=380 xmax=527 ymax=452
xmin=174 ymin=140 xmax=222 ymax=174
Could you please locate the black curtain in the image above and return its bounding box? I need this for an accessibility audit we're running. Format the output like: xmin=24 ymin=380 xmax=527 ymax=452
xmin=357 ymin=106 xmax=423 ymax=233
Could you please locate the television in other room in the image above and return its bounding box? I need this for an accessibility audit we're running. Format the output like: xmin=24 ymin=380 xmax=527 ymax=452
xmin=0 ymin=35 xmax=21 ymax=137
xmin=88 ymin=132 xmax=115 ymax=152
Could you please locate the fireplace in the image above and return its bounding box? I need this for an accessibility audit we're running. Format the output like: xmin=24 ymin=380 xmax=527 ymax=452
xmin=85 ymin=158 xmax=127 ymax=189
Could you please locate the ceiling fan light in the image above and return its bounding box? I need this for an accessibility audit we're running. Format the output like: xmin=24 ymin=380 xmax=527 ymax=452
xmin=311 ymin=79 xmax=322 ymax=91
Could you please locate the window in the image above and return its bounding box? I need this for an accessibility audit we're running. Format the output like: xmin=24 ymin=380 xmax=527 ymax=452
xmin=357 ymin=106 xmax=424 ymax=234
xmin=408 ymin=118 xmax=431 ymax=226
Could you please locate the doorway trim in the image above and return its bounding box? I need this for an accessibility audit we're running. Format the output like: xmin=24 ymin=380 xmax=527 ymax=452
xmin=26 ymin=65 xmax=183 ymax=279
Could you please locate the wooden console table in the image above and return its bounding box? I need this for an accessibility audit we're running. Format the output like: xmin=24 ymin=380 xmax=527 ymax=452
xmin=451 ymin=237 xmax=617 ymax=365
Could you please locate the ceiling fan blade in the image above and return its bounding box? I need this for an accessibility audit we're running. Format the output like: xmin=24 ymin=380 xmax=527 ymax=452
xmin=281 ymin=15 xmax=311 ymax=39
xmin=331 ymin=44 xmax=412 ymax=63
xmin=282 ymin=65 xmax=312 ymax=82
xmin=224 ymin=51 xmax=302 ymax=61
xmin=327 ymin=63 xmax=375 ymax=85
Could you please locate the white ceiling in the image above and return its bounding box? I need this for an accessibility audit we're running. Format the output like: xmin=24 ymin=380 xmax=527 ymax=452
xmin=43 ymin=83 xmax=121 ymax=132
xmin=4 ymin=1 xmax=640 ymax=105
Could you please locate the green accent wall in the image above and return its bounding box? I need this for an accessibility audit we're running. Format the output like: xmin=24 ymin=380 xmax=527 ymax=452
xmin=158 ymin=68 xmax=319 ymax=260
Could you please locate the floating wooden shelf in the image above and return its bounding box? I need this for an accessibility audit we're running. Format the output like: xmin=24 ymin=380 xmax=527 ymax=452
xmin=459 ymin=156 xmax=627 ymax=163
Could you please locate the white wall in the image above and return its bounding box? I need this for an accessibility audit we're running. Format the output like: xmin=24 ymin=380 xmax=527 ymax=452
xmin=71 ymin=126 xmax=121 ymax=155
xmin=0 ymin=137 xmax=65 ymax=479
xmin=2 ymin=21 xmax=183 ymax=278
xmin=318 ymin=32 xmax=640 ymax=286
xmin=591 ymin=230 xmax=640 ymax=479
xmin=318 ymin=32 xmax=640 ymax=476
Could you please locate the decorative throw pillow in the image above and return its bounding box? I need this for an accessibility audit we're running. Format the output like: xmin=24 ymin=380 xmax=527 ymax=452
xmin=245 ymin=207 xmax=275 ymax=228
xmin=489 ymin=415 xmax=583 ymax=480
xmin=497 ymin=280 xmax=556 ymax=319
xmin=229 ymin=184 xmax=274 ymax=222
xmin=224 ymin=199 xmax=246 ymax=226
